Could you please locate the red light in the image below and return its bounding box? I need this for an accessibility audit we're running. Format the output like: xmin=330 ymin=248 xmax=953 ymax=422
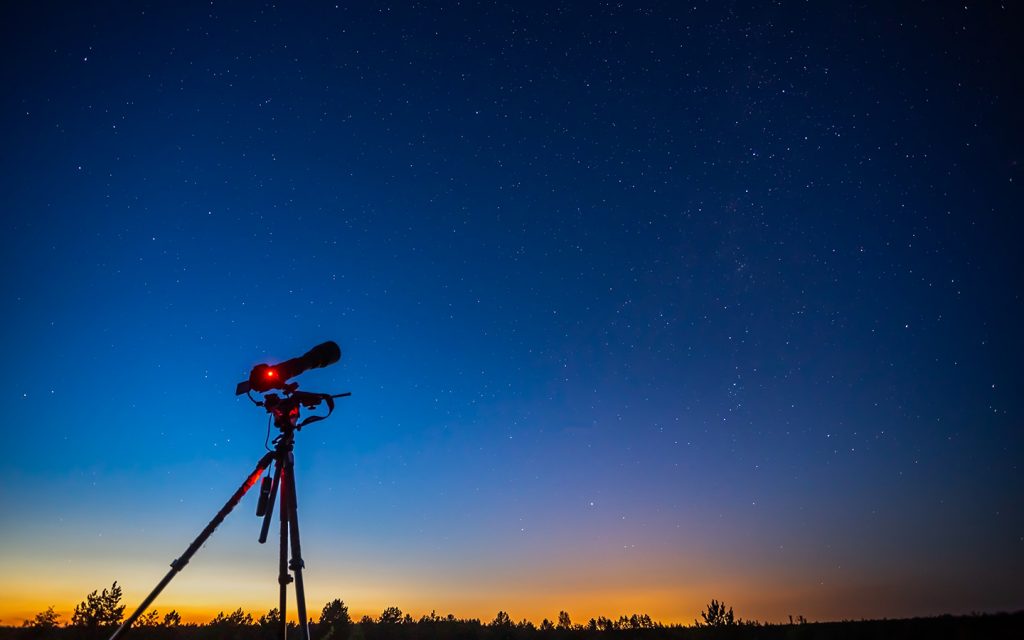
xmin=266 ymin=369 xmax=277 ymax=379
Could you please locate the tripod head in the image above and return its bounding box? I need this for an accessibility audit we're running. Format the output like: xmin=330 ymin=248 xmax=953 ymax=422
xmin=256 ymin=387 xmax=352 ymax=432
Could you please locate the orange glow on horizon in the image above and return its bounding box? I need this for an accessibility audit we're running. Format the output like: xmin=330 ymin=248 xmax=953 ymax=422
xmin=2 ymin=580 xmax=1004 ymax=630
xmin=0 ymin=600 xmax=717 ymax=629
xmin=0 ymin=581 xmax=878 ymax=629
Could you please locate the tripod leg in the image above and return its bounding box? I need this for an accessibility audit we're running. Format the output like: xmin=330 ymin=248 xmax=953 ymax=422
xmin=277 ymin=462 xmax=291 ymax=640
xmin=284 ymin=453 xmax=311 ymax=640
xmin=108 ymin=452 xmax=275 ymax=640
xmin=259 ymin=456 xmax=283 ymax=544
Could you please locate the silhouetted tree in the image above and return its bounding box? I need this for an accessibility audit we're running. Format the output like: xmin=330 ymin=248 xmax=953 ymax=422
xmin=490 ymin=611 xmax=512 ymax=627
xmin=378 ymin=607 xmax=403 ymax=624
xmin=556 ymin=612 xmax=571 ymax=630
xmin=25 ymin=607 xmax=61 ymax=629
xmin=163 ymin=610 xmax=182 ymax=627
xmin=320 ymin=600 xmax=351 ymax=626
xmin=71 ymin=582 xmax=125 ymax=629
xmin=257 ymin=609 xmax=280 ymax=628
xmin=206 ymin=608 xmax=255 ymax=640
xmin=698 ymin=599 xmax=734 ymax=627
xmin=137 ymin=610 xmax=161 ymax=627
xmin=209 ymin=609 xmax=254 ymax=627
xmin=616 ymin=614 xmax=655 ymax=630
xmin=539 ymin=619 xmax=554 ymax=631
xmin=319 ymin=599 xmax=351 ymax=640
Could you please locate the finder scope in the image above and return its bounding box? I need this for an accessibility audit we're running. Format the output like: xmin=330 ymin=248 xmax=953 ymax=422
xmin=236 ymin=341 xmax=341 ymax=395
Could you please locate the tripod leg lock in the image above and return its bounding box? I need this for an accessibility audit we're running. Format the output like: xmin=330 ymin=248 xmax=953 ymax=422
xmin=289 ymin=557 xmax=305 ymax=571
xmin=170 ymin=557 xmax=189 ymax=571
xmin=279 ymin=574 xmax=294 ymax=586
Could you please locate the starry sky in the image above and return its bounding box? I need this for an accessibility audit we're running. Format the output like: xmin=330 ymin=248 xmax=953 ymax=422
xmin=1 ymin=0 xmax=1022 ymax=627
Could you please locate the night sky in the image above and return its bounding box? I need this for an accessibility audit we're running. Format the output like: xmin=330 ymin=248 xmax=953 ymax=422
xmin=2 ymin=1 xmax=1022 ymax=627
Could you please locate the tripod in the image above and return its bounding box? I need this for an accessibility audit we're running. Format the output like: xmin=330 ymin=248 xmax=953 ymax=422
xmin=109 ymin=387 xmax=350 ymax=640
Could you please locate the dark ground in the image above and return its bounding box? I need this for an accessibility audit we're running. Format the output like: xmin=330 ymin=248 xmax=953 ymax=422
xmin=5 ymin=612 xmax=1024 ymax=640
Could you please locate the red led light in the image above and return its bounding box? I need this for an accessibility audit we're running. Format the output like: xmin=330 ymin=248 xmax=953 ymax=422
xmin=266 ymin=369 xmax=277 ymax=378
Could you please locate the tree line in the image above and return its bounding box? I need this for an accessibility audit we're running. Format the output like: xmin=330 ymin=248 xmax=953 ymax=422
xmin=7 ymin=582 xmax=1022 ymax=640
xmin=14 ymin=582 xmax=744 ymax=634
xmin=6 ymin=581 xmax=761 ymax=634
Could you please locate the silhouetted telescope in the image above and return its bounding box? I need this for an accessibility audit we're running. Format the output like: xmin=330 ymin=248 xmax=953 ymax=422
xmin=236 ymin=341 xmax=341 ymax=395
xmin=111 ymin=340 xmax=350 ymax=640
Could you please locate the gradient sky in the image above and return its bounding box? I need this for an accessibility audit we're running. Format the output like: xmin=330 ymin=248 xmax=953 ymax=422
xmin=1 ymin=1 xmax=1022 ymax=628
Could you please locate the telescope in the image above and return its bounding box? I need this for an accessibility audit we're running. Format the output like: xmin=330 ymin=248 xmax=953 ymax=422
xmin=236 ymin=341 xmax=341 ymax=395
xmin=110 ymin=340 xmax=349 ymax=640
